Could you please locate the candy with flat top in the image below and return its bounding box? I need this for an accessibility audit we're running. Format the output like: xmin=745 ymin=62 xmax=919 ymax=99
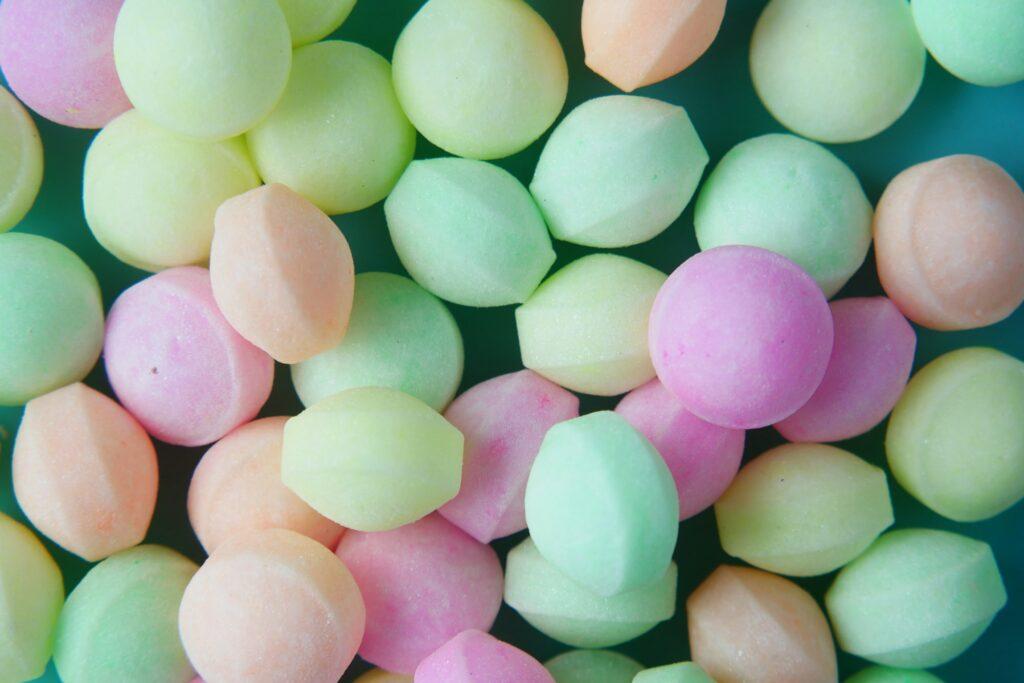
xmin=530 ymin=96 xmax=707 ymax=248
xmin=357 ymin=671 xmax=413 ymax=683
xmin=826 ymin=529 xmax=1006 ymax=668
xmin=278 ymin=0 xmax=357 ymax=46
xmin=0 ymin=85 xmax=42 ymax=232
xmin=846 ymin=667 xmax=944 ymax=683
xmin=414 ymin=630 xmax=553 ymax=683
xmin=633 ymin=662 xmax=715 ymax=683
xmin=545 ymin=651 xmax=644 ymax=683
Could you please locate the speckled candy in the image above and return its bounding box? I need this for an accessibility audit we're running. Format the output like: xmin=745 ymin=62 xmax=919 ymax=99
xmin=278 ymin=0 xmax=357 ymax=46
xmin=846 ymin=667 xmax=944 ymax=683
xmin=0 ymin=85 xmax=42 ymax=232
xmin=633 ymin=662 xmax=715 ymax=683
xmin=545 ymin=651 xmax=644 ymax=683
xmin=414 ymin=630 xmax=553 ymax=683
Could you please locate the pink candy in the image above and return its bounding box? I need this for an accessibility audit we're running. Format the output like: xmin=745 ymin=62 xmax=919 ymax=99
xmin=414 ymin=630 xmax=553 ymax=683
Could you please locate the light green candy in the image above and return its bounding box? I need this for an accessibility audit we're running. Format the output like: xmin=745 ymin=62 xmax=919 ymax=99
xmin=515 ymin=254 xmax=666 ymax=396
xmin=282 ymin=386 xmax=464 ymax=531
xmin=0 ymin=514 xmax=63 ymax=683
xmin=291 ymin=272 xmax=464 ymax=412
xmin=546 ymin=650 xmax=644 ymax=683
xmin=0 ymin=233 xmax=104 ymax=406
xmin=384 ymin=158 xmax=555 ymax=307
xmin=248 ymin=41 xmax=415 ymax=215
xmin=887 ymin=347 xmax=1024 ymax=522
xmin=825 ymin=529 xmax=1007 ymax=669
xmin=694 ymin=133 xmax=872 ymax=297
xmin=392 ymin=0 xmax=568 ymax=160
xmin=0 ymin=86 xmax=43 ymax=233
xmin=715 ymin=443 xmax=893 ymax=577
xmin=846 ymin=666 xmax=944 ymax=683
xmin=634 ymin=662 xmax=716 ymax=683
xmin=525 ymin=411 xmax=678 ymax=596
xmin=83 ymin=109 xmax=260 ymax=271
xmin=278 ymin=0 xmax=357 ymax=46
xmin=750 ymin=0 xmax=925 ymax=143
xmin=113 ymin=0 xmax=292 ymax=140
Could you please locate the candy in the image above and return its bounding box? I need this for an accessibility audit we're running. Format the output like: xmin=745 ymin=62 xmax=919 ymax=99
xmin=634 ymin=662 xmax=715 ymax=683
xmin=440 ymin=370 xmax=579 ymax=543
xmin=113 ymin=0 xmax=291 ymax=140
xmin=714 ymin=443 xmax=893 ymax=576
xmin=873 ymin=154 xmax=1024 ymax=330
xmin=392 ymin=0 xmax=567 ymax=159
xmin=516 ymin=254 xmax=666 ymax=396
xmin=581 ymin=0 xmax=726 ymax=92
xmin=278 ymin=0 xmax=357 ymax=46
xmin=530 ymin=96 xmax=707 ymax=248
xmin=0 ymin=0 xmax=130 ymax=128
xmin=688 ymin=565 xmax=837 ymax=683
xmin=385 ymin=158 xmax=556 ymax=307
xmin=103 ymin=267 xmax=274 ymax=446
xmin=180 ymin=529 xmax=365 ymax=683
xmin=825 ymin=529 xmax=1007 ymax=668
xmin=247 ymin=40 xmax=415 ymax=215
xmin=776 ymin=297 xmax=915 ymax=442
xmin=13 ymin=383 xmax=158 ymax=561
xmin=846 ymin=667 xmax=944 ymax=683
xmin=187 ymin=416 xmax=344 ymax=554
xmin=282 ymin=386 xmax=464 ymax=531
xmin=414 ymin=630 xmax=553 ymax=683
xmin=504 ymin=537 xmax=676 ymax=648
xmin=545 ymin=651 xmax=644 ymax=683
xmin=0 ymin=85 xmax=42 ymax=232
xmin=83 ymin=110 xmax=261 ymax=271
xmin=210 ymin=184 xmax=356 ymax=364
xmin=615 ymin=378 xmax=744 ymax=520
xmin=694 ymin=133 xmax=872 ymax=297
xmin=750 ymin=0 xmax=925 ymax=143
xmin=356 ymin=672 xmax=413 ymax=683
xmin=53 ymin=545 xmax=197 ymax=683
xmin=292 ymin=272 xmax=464 ymax=411
xmin=336 ymin=515 xmax=503 ymax=674
xmin=525 ymin=411 xmax=678 ymax=596
xmin=886 ymin=347 xmax=1024 ymax=522
xmin=0 ymin=233 xmax=104 ymax=406
xmin=649 ymin=245 xmax=833 ymax=429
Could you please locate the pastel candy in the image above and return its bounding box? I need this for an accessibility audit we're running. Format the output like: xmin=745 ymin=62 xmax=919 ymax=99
xmin=886 ymin=347 xmax=1024 ymax=522
xmin=688 ymin=565 xmax=838 ymax=683
xmin=179 ymin=529 xmax=366 ymax=683
xmin=247 ymin=41 xmax=415 ymax=214
xmin=53 ymin=545 xmax=197 ymax=683
xmin=13 ymin=383 xmax=158 ymax=561
xmin=385 ymin=158 xmax=556 ymax=307
xmin=0 ymin=85 xmax=42 ymax=232
xmin=776 ymin=297 xmax=916 ymax=442
xmin=715 ymin=443 xmax=893 ymax=576
xmin=356 ymin=672 xmax=413 ymax=683
xmin=750 ymin=0 xmax=925 ymax=143
xmin=0 ymin=233 xmax=104 ymax=406
xmin=335 ymin=515 xmax=503 ymax=674
xmin=292 ymin=272 xmax=464 ymax=411
xmin=516 ymin=254 xmax=666 ymax=396
xmin=846 ymin=667 xmax=943 ymax=683
xmin=530 ymin=96 xmax=708 ymax=248
xmin=392 ymin=0 xmax=567 ymax=159
xmin=440 ymin=370 xmax=579 ymax=543
xmin=83 ymin=109 xmax=261 ymax=271
xmin=413 ymin=630 xmax=553 ymax=683
xmin=873 ymin=154 xmax=1024 ymax=330
xmin=825 ymin=529 xmax=1007 ymax=668
xmin=278 ymin=0 xmax=357 ymax=46
xmin=103 ymin=267 xmax=274 ymax=446
xmin=545 ymin=651 xmax=643 ymax=683
xmin=210 ymin=183 xmax=355 ymax=363
xmin=649 ymin=245 xmax=833 ymax=429
xmin=282 ymin=386 xmax=464 ymax=531
xmin=633 ymin=662 xmax=715 ymax=683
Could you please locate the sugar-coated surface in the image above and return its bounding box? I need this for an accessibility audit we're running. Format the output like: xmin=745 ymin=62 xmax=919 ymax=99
xmin=633 ymin=662 xmax=715 ymax=683
xmin=545 ymin=650 xmax=644 ymax=683
xmin=336 ymin=515 xmax=503 ymax=674
xmin=846 ymin=667 xmax=944 ymax=683
xmin=356 ymin=671 xmax=413 ymax=683
xmin=413 ymin=630 xmax=553 ymax=683
xmin=0 ymin=85 xmax=42 ymax=232
xmin=278 ymin=0 xmax=357 ymax=46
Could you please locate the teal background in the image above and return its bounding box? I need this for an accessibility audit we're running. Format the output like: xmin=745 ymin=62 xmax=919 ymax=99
xmin=2 ymin=0 xmax=1023 ymax=680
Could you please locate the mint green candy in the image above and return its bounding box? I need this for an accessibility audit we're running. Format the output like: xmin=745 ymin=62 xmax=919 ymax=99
xmin=384 ymin=158 xmax=555 ymax=307
xmin=634 ymin=662 xmax=715 ymax=683
xmin=546 ymin=650 xmax=644 ymax=683
xmin=278 ymin=0 xmax=357 ymax=46
xmin=846 ymin=666 xmax=944 ymax=683
xmin=531 ymin=96 xmax=708 ymax=248
xmin=0 ymin=85 xmax=43 ymax=233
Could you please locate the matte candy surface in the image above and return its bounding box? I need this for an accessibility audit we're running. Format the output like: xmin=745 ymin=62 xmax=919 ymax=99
xmin=278 ymin=0 xmax=358 ymax=46
xmin=413 ymin=630 xmax=553 ymax=683
xmin=545 ymin=651 xmax=644 ymax=683
xmin=0 ymin=85 xmax=42 ymax=232
xmin=846 ymin=667 xmax=944 ymax=683
xmin=633 ymin=662 xmax=715 ymax=683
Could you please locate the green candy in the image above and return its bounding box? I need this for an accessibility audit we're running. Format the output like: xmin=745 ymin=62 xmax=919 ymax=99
xmin=826 ymin=529 xmax=1007 ymax=669
xmin=384 ymin=158 xmax=555 ymax=307
xmin=278 ymin=0 xmax=357 ymax=46
xmin=546 ymin=650 xmax=644 ymax=683
xmin=0 ymin=85 xmax=43 ymax=233
xmin=634 ymin=662 xmax=716 ymax=683
xmin=846 ymin=666 xmax=944 ymax=683
xmin=530 ymin=95 xmax=708 ymax=248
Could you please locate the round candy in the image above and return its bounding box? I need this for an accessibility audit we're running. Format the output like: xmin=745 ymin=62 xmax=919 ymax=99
xmin=846 ymin=667 xmax=944 ymax=683
xmin=278 ymin=0 xmax=357 ymax=46
xmin=392 ymin=0 xmax=567 ymax=159
xmin=776 ymin=297 xmax=915 ymax=442
xmin=414 ymin=630 xmax=552 ymax=683
xmin=385 ymin=158 xmax=555 ymax=307
xmin=0 ymin=0 xmax=130 ymax=128
xmin=530 ymin=96 xmax=707 ymax=248
xmin=113 ymin=0 xmax=291 ymax=140
xmin=886 ymin=347 xmax=1024 ymax=522
xmin=649 ymin=245 xmax=833 ymax=429
xmin=0 ymin=85 xmax=42 ymax=232
xmin=545 ymin=651 xmax=643 ymax=683
xmin=825 ymin=529 xmax=1007 ymax=668
xmin=83 ymin=109 xmax=261 ymax=271
xmin=516 ymin=254 xmax=666 ymax=396
xmin=874 ymin=154 xmax=1024 ymax=330
xmin=750 ymin=0 xmax=925 ymax=143
xmin=634 ymin=662 xmax=715 ymax=683
xmin=248 ymin=40 xmax=415 ymax=214
xmin=292 ymin=272 xmax=464 ymax=411
xmin=715 ymin=443 xmax=894 ymax=577
xmin=104 ymin=267 xmax=274 ymax=446
xmin=356 ymin=672 xmax=412 ymax=683
xmin=0 ymin=233 xmax=104 ymax=406
xmin=335 ymin=515 xmax=503 ymax=674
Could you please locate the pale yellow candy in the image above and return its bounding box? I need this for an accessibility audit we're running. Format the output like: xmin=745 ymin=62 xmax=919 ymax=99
xmin=0 ymin=85 xmax=43 ymax=232
xmin=278 ymin=0 xmax=357 ymax=46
